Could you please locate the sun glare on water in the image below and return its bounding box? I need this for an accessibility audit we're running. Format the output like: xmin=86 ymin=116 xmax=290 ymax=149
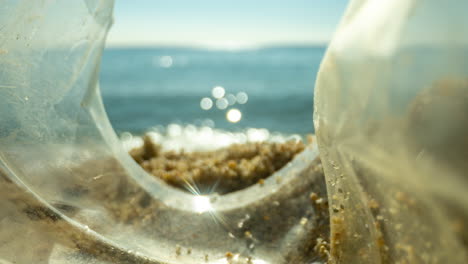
xmin=226 ymin=108 xmax=242 ymax=123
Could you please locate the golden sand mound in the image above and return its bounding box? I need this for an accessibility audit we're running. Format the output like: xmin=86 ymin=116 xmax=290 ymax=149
xmin=130 ymin=136 xmax=306 ymax=194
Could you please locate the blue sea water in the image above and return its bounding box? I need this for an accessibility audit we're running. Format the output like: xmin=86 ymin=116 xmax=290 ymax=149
xmin=99 ymin=46 xmax=326 ymax=135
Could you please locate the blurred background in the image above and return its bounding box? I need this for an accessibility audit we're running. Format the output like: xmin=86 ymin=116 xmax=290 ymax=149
xmin=99 ymin=0 xmax=348 ymax=143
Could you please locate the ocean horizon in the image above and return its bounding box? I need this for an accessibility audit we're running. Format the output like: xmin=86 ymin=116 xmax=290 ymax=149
xmin=100 ymin=45 xmax=326 ymax=137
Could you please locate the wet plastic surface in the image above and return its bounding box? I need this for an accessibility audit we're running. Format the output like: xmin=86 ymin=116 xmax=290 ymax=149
xmin=0 ymin=1 xmax=329 ymax=263
xmin=315 ymin=0 xmax=468 ymax=263
xmin=2 ymin=0 xmax=468 ymax=263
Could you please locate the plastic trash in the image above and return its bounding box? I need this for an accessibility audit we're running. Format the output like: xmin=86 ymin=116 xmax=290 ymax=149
xmin=0 ymin=1 xmax=328 ymax=263
xmin=314 ymin=0 xmax=468 ymax=263
xmin=3 ymin=0 xmax=467 ymax=263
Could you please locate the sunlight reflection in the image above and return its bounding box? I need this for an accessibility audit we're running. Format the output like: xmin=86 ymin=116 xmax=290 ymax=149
xmin=159 ymin=55 xmax=173 ymax=68
xmin=236 ymin=92 xmax=248 ymax=104
xmin=167 ymin=123 xmax=183 ymax=137
xmin=226 ymin=108 xmax=242 ymax=123
xmin=212 ymin=86 xmax=226 ymax=99
xmin=226 ymin=93 xmax=237 ymax=105
xmin=247 ymin=128 xmax=270 ymax=142
xmin=216 ymin=98 xmax=229 ymax=109
xmin=200 ymin=97 xmax=213 ymax=110
xmin=192 ymin=195 xmax=213 ymax=213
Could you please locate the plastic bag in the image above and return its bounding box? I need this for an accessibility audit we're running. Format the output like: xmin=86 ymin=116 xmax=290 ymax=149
xmin=0 ymin=1 xmax=329 ymax=263
xmin=314 ymin=0 xmax=468 ymax=263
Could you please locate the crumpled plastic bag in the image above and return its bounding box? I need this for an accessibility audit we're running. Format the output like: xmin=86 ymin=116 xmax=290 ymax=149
xmin=314 ymin=0 xmax=468 ymax=263
xmin=3 ymin=0 xmax=468 ymax=263
xmin=0 ymin=2 xmax=327 ymax=264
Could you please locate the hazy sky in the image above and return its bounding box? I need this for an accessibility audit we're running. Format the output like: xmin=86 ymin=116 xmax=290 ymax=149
xmin=106 ymin=0 xmax=349 ymax=48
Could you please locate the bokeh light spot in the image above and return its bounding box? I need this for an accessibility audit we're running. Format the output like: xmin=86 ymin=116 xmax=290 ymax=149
xmin=159 ymin=55 xmax=173 ymax=68
xmin=236 ymin=92 xmax=248 ymax=104
xmin=226 ymin=108 xmax=242 ymax=123
xmin=247 ymin=128 xmax=270 ymax=142
xmin=226 ymin=94 xmax=237 ymax=105
xmin=200 ymin=97 xmax=213 ymax=110
xmin=212 ymin=86 xmax=226 ymax=99
xmin=216 ymin=98 xmax=229 ymax=109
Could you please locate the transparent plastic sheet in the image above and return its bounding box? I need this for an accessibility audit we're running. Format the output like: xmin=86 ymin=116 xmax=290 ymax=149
xmin=0 ymin=1 xmax=329 ymax=264
xmin=314 ymin=0 xmax=468 ymax=263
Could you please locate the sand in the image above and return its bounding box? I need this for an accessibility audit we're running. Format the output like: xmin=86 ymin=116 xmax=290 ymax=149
xmin=130 ymin=135 xmax=306 ymax=194
xmin=0 ymin=138 xmax=331 ymax=263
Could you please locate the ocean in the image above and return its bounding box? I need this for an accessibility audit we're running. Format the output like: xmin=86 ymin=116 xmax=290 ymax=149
xmin=99 ymin=46 xmax=326 ymax=142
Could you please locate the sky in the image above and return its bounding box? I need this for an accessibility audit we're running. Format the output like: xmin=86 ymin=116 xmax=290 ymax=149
xmin=106 ymin=0 xmax=349 ymax=48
